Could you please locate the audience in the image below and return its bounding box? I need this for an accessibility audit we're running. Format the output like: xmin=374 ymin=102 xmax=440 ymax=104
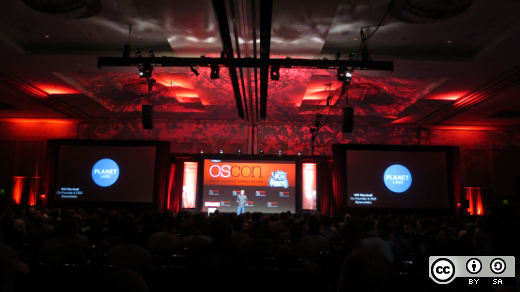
xmin=0 ymin=205 xmax=517 ymax=292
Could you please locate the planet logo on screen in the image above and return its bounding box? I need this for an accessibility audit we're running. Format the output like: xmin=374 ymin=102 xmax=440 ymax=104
xmin=92 ymin=159 xmax=120 ymax=187
xmin=384 ymin=164 xmax=412 ymax=193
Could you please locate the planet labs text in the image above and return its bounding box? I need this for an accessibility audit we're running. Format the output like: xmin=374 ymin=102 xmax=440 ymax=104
xmin=385 ymin=175 xmax=410 ymax=184
xmin=93 ymin=169 xmax=118 ymax=178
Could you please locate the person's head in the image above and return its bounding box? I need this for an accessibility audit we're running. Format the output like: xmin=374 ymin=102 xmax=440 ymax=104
xmin=31 ymin=214 xmax=44 ymax=227
xmin=240 ymin=190 xmax=245 ymax=196
xmin=362 ymin=219 xmax=377 ymax=237
xmin=250 ymin=222 xmax=265 ymax=239
xmin=289 ymin=222 xmax=303 ymax=240
xmin=55 ymin=218 xmax=78 ymax=238
xmin=232 ymin=217 xmax=244 ymax=233
xmin=163 ymin=217 xmax=176 ymax=232
xmin=209 ymin=218 xmax=231 ymax=241
xmin=307 ymin=215 xmax=321 ymax=234
xmin=120 ymin=215 xmax=138 ymax=244
xmin=338 ymin=249 xmax=394 ymax=292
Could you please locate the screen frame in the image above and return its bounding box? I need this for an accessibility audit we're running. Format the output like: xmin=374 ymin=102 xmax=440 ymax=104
xmin=46 ymin=139 xmax=170 ymax=211
xmin=332 ymin=144 xmax=458 ymax=216
xmin=176 ymin=154 xmax=311 ymax=214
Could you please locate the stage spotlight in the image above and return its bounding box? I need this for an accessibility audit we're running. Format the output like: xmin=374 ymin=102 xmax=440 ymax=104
xmin=135 ymin=48 xmax=142 ymax=58
xmin=148 ymin=47 xmax=155 ymax=58
xmin=123 ymin=44 xmax=131 ymax=58
xmin=190 ymin=66 xmax=200 ymax=76
xmin=259 ymin=150 xmax=264 ymax=157
xmin=278 ymin=150 xmax=282 ymax=157
xmin=270 ymin=65 xmax=280 ymax=81
xmin=237 ymin=149 xmax=242 ymax=156
xmin=200 ymin=149 xmax=204 ymax=155
xmin=349 ymin=51 xmax=355 ymax=60
xmin=139 ymin=63 xmax=153 ymax=79
xmin=297 ymin=150 xmax=302 ymax=157
xmin=219 ymin=149 xmax=224 ymax=155
xmin=210 ymin=63 xmax=220 ymax=79
xmin=337 ymin=67 xmax=352 ymax=84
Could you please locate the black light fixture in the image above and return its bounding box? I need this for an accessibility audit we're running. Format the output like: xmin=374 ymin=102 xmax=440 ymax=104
xmin=190 ymin=66 xmax=200 ymax=76
xmin=278 ymin=150 xmax=282 ymax=157
xmin=135 ymin=48 xmax=142 ymax=58
xmin=342 ymin=106 xmax=354 ymax=133
xmin=147 ymin=78 xmax=156 ymax=92
xmin=259 ymin=150 xmax=264 ymax=157
xmin=219 ymin=149 xmax=224 ymax=155
xmin=337 ymin=66 xmax=352 ymax=84
xmin=123 ymin=45 xmax=131 ymax=58
xmin=142 ymin=104 xmax=153 ymax=129
xmin=148 ymin=47 xmax=155 ymax=58
xmin=200 ymin=149 xmax=204 ymax=155
xmin=297 ymin=150 xmax=302 ymax=157
xmin=237 ymin=149 xmax=242 ymax=156
xmin=210 ymin=63 xmax=220 ymax=79
xmin=139 ymin=63 xmax=153 ymax=78
xmin=270 ymin=65 xmax=280 ymax=81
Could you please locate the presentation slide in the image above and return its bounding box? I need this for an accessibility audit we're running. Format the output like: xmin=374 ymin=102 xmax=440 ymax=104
xmin=346 ymin=150 xmax=450 ymax=209
xmin=202 ymin=159 xmax=296 ymax=213
xmin=53 ymin=145 xmax=157 ymax=203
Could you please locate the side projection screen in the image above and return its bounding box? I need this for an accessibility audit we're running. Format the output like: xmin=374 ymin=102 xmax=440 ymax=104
xmin=201 ymin=159 xmax=296 ymax=213
xmin=346 ymin=150 xmax=450 ymax=209
xmin=53 ymin=145 xmax=157 ymax=203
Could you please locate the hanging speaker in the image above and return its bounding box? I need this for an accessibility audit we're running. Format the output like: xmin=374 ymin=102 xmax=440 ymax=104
xmin=342 ymin=107 xmax=354 ymax=133
xmin=142 ymin=105 xmax=153 ymax=129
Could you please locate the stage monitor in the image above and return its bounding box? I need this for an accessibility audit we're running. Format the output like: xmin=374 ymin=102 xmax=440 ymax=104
xmin=53 ymin=144 xmax=158 ymax=203
xmin=345 ymin=148 xmax=451 ymax=209
xmin=201 ymin=159 xmax=296 ymax=213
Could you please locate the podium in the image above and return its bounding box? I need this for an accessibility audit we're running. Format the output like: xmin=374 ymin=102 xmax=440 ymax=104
xmin=205 ymin=201 xmax=220 ymax=215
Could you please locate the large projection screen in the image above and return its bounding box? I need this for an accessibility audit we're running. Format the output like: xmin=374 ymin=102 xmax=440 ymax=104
xmin=53 ymin=145 xmax=157 ymax=203
xmin=345 ymin=148 xmax=451 ymax=209
xmin=201 ymin=159 xmax=296 ymax=213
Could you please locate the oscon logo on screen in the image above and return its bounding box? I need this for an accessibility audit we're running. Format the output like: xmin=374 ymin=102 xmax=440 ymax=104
xmin=384 ymin=164 xmax=412 ymax=193
xmin=92 ymin=159 xmax=120 ymax=187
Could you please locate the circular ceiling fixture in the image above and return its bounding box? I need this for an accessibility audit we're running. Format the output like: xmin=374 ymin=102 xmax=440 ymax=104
xmin=391 ymin=0 xmax=472 ymax=23
xmin=21 ymin=0 xmax=102 ymax=19
xmin=119 ymin=79 xmax=167 ymax=97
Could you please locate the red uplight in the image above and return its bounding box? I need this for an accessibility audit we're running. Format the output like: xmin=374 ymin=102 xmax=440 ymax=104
xmin=425 ymin=91 xmax=468 ymax=101
xmin=35 ymin=84 xmax=80 ymax=94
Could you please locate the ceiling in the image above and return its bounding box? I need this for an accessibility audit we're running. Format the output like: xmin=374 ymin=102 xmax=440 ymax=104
xmin=1 ymin=0 xmax=520 ymax=130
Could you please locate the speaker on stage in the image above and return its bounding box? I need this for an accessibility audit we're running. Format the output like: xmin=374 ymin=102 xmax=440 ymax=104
xmin=342 ymin=107 xmax=354 ymax=133
xmin=142 ymin=105 xmax=153 ymax=129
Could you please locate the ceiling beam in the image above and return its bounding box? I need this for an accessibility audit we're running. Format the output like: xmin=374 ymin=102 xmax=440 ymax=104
xmin=259 ymin=0 xmax=273 ymax=119
xmin=212 ymin=0 xmax=245 ymax=120
xmin=416 ymin=69 xmax=520 ymax=126
xmin=0 ymin=72 xmax=91 ymax=120
xmin=97 ymin=57 xmax=394 ymax=71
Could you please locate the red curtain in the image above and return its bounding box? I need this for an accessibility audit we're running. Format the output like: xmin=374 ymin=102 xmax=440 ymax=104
xmin=167 ymin=164 xmax=177 ymax=212
xmin=12 ymin=177 xmax=25 ymax=205
xmin=464 ymin=187 xmax=484 ymax=216
xmin=319 ymin=160 xmax=335 ymax=216
xmin=28 ymin=177 xmax=40 ymax=206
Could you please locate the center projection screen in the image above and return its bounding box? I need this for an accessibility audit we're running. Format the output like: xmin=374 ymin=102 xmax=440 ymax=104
xmin=346 ymin=150 xmax=450 ymax=209
xmin=201 ymin=159 xmax=296 ymax=213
